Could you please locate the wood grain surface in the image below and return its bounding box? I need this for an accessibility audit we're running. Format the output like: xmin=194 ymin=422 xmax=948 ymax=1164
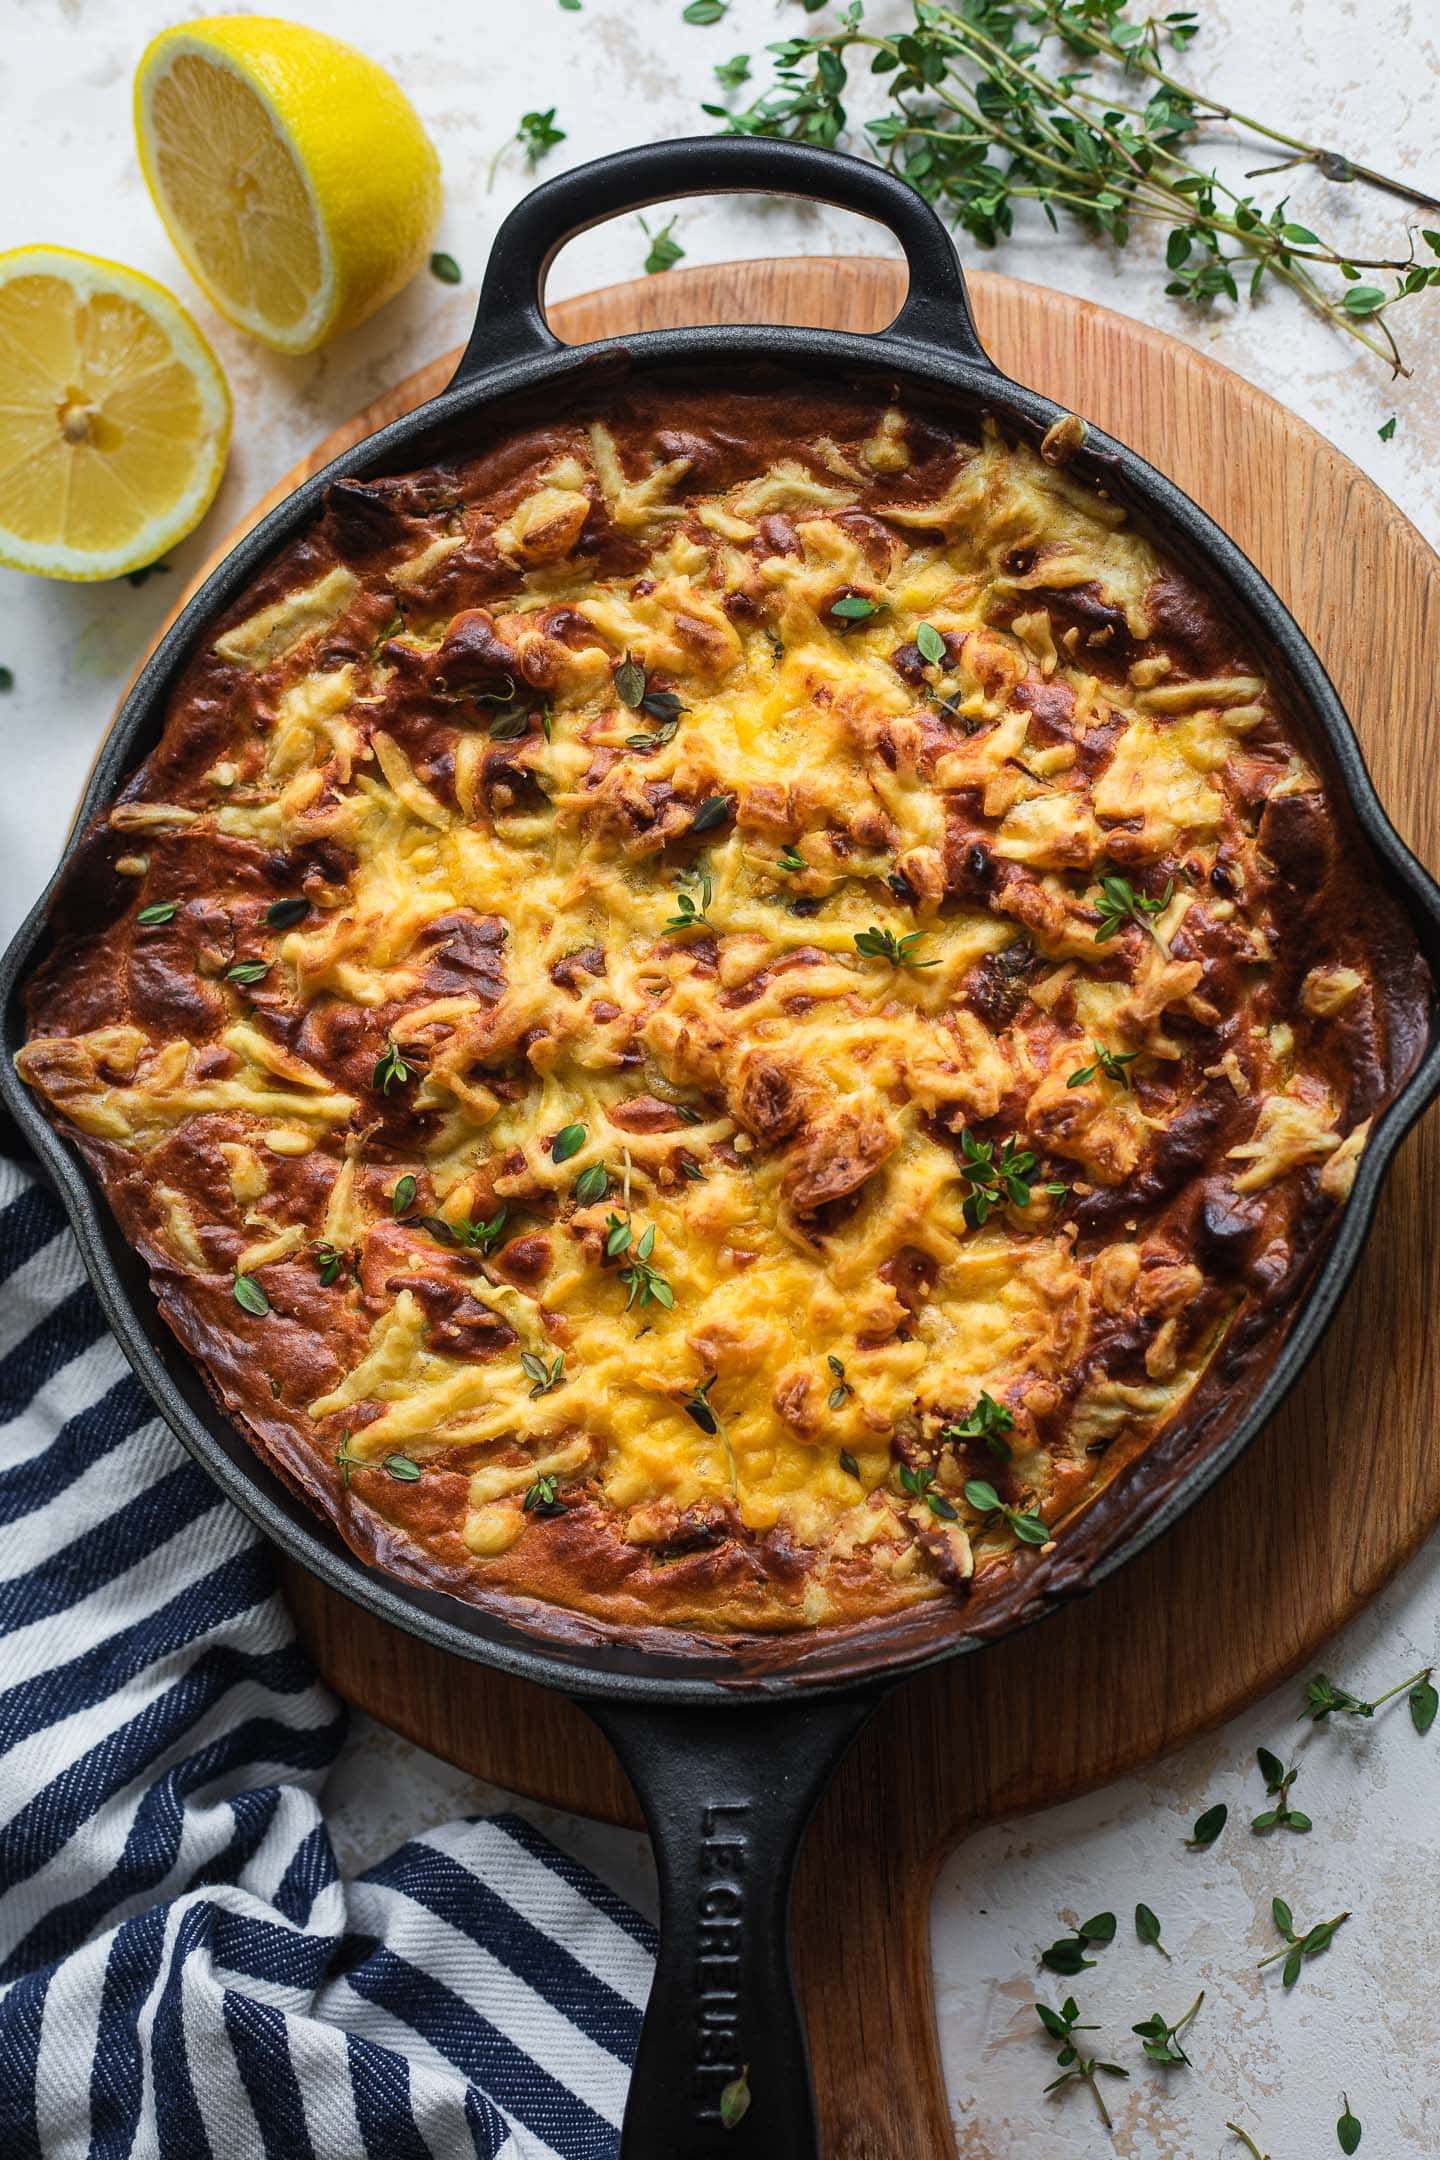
xmin=161 ymin=256 xmax=1440 ymax=2159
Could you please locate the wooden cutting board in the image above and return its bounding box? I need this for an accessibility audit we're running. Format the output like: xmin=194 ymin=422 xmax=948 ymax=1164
xmin=152 ymin=256 xmax=1440 ymax=2157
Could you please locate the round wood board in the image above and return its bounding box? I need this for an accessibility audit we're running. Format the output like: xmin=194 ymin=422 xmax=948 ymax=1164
xmin=142 ymin=257 xmax=1440 ymax=2159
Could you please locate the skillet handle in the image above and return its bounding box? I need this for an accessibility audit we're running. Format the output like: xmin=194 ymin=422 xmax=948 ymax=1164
xmin=453 ymin=135 xmax=990 ymax=381
xmin=582 ymin=1688 xmax=879 ymax=2159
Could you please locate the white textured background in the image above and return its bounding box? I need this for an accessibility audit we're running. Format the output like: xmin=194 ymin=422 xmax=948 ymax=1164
xmin=3 ymin=3 xmax=1439 ymax=2154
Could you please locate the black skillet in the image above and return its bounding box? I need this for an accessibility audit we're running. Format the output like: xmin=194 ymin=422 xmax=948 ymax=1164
xmin=4 ymin=137 xmax=1440 ymax=2159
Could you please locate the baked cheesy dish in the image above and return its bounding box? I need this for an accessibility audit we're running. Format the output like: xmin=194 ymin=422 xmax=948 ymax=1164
xmin=19 ymin=382 xmax=1430 ymax=1639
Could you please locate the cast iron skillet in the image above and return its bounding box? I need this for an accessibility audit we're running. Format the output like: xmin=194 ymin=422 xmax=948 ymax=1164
xmin=5 ymin=137 xmax=1440 ymax=2158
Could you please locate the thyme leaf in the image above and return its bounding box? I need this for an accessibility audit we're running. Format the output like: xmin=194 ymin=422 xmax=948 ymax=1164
xmin=232 ymin=1273 xmax=269 ymax=1318
xmin=640 ymin=213 xmax=686 ymax=273
xmin=718 ymin=2068 xmax=750 ymax=2129
xmin=1187 ymin=1801 xmax=1228 ymax=1848
xmin=573 ymin=1162 xmax=610 ymax=1205
xmin=265 ymin=897 xmax=309 ymax=930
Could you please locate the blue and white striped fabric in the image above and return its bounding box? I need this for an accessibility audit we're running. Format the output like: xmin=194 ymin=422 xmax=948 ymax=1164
xmin=0 ymin=1153 xmax=654 ymax=2158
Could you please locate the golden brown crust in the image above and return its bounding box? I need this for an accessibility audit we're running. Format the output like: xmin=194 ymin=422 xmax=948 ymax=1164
xmin=19 ymin=381 xmax=1431 ymax=1642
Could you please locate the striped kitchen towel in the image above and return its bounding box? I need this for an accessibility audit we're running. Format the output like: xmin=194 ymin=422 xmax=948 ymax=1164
xmin=0 ymin=1151 xmax=655 ymax=2159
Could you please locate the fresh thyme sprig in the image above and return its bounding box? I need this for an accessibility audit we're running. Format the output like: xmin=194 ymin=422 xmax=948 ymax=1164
xmin=415 ymin=1207 xmax=507 ymax=1255
xmin=1041 ymin=1910 xmax=1116 ymax=1975
xmin=1034 ymin=1994 xmax=1129 ymax=2129
xmin=900 ymin=1461 xmax=960 ymax=1521
xmin=853 ymin=924 xmax=937 ymax=968
xmin=1251 ymin=1747 xmax=1312 ymax=1834
xmin=604 ymin=1150 xmax=674 ymax=1310
xmin=1092 ymin=872 xmax=1174 ymax=955
xmin=941 ymin=1390 xmax=1016 ymax=1460
xmin=1067 ymin=1041 xmax=1142 ymax=1089
xmin=683 ymin=1373 xmax=739 ymax=1498
xmin=1259 ymin=1896 xmax=1349 ymax=1988
xmin=521 ymin=1350 xmax=566 ymax=1399
xmin=490 ymin=107 xmax=565 ymax=188
xmin=523 ymin=1473 xmax=566 ymax=1517
xmin=615 ymin=651 xmax=687 ymax=747
xmin=372 ymin=1039 xmax=415 ymax=1095
xmin=956 ymin=1129 xmax=1067 ymax=1227
xmin=1132 ymin=1989 xmax=1202 ymax=2063
xmin=826 ymin=1354 xmax=853 ymax=1410
xmin=1302 ymin=1663 xmax=1437 ymax=1732
xmin=666 ymin=869 xmax=714 ymax=934
xmin=965 ymin=1476 xmax=1049 ymax=1545
xmin=334 ymin=1435 xmax=422 ymax=1488
xmin=706 ymin=1 xmax=1440 ymax=374
xmin=312 ymin=1241 xmax=357 ymax=1288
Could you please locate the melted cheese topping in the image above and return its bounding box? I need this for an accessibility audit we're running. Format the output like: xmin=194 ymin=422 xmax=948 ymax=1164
xmin=19 ymin=402 xmax=1381 ymax=1632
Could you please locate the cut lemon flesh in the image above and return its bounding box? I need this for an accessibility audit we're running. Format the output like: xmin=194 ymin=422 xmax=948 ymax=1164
xmin=0 ymin=247 xmax=230 ymax=582
xmin=135 ymin=19 xmax=442 ymax=355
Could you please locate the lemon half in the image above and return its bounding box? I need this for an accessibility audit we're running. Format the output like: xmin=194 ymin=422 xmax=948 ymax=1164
xmin=135 ymin=18 xmax=442 ymax=355
xmin=0 ymin=247 xmax=231 ymax=583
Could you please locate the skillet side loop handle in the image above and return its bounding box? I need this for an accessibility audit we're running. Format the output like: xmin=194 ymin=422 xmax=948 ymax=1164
xmin=582 ymin=1688 xmax=878 ymax=2160
xmin=452 ymin=135 xmax=990 ymax=383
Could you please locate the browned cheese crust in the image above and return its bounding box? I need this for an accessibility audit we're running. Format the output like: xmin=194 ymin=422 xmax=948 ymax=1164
xmin=18 ymin=383 xmax=1432 ymax=1641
